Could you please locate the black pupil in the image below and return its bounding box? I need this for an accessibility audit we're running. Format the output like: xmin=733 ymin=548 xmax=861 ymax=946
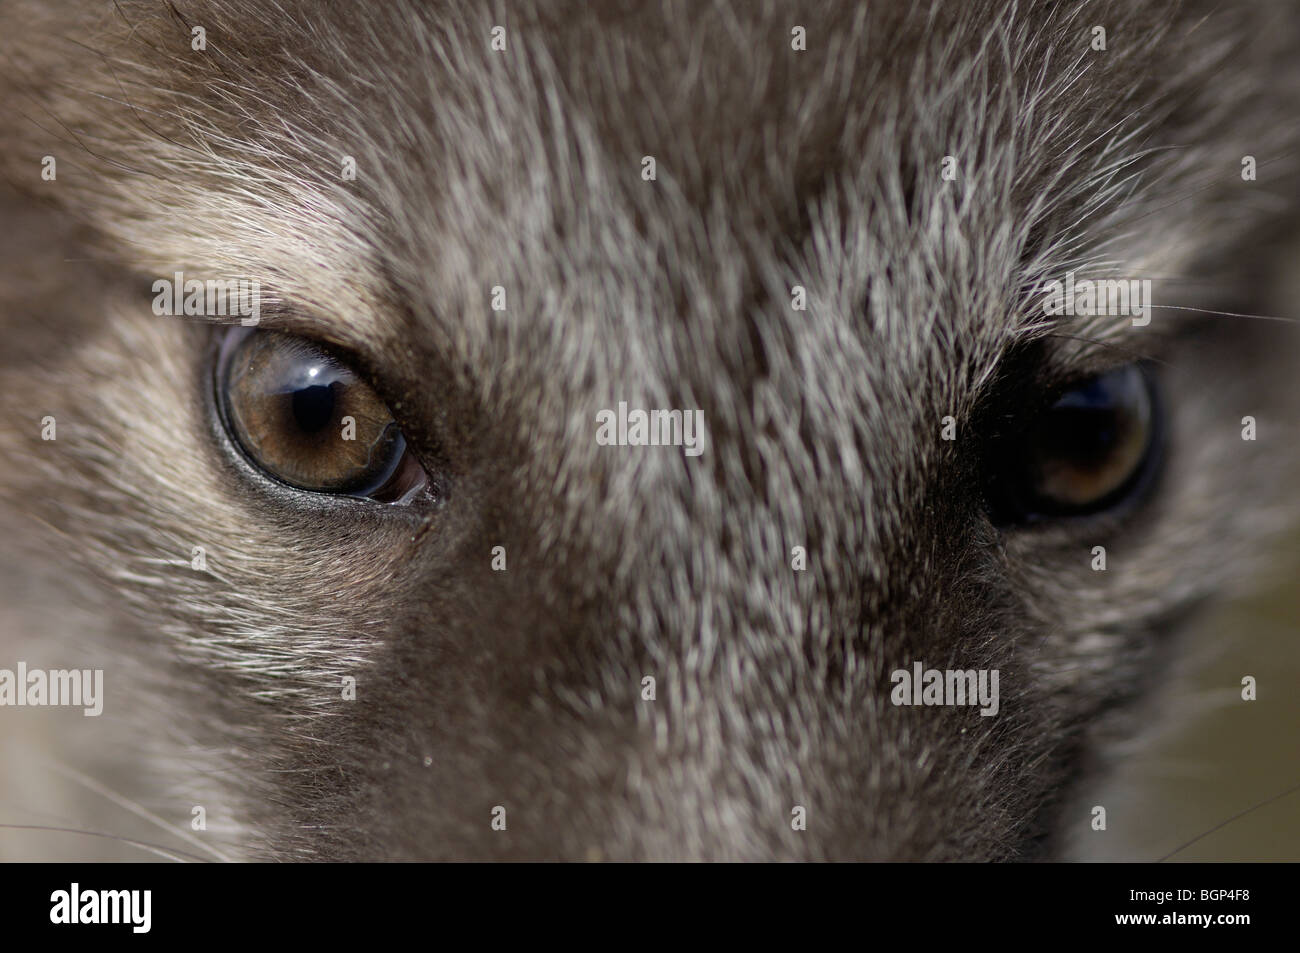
xmin=291 ymin=383 xmax=338 ymax=434
xmin=1036 ymin=382 xmax=1122 ymax=465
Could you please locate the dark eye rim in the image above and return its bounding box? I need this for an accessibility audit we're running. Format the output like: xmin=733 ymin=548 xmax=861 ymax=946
xmin=983 ymin=361 xmax=1167 ymax=527
xmin=209 ymin=325 xmax=434 ymax=507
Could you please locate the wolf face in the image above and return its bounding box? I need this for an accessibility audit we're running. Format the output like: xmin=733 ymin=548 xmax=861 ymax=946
xmin=0 ymin=0 xmax=1297 ymax=860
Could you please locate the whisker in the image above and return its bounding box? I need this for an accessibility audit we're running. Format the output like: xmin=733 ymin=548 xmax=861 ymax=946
xmin=0 ymin=823 xmax=209 ymax=863
xmin=44 ymin=760 xmax=235 ymax=863
xmin=1150 ymin=304 xmax=1300 ymax=325
xmin=1156 ymin=779 xmax=1300 ymax=861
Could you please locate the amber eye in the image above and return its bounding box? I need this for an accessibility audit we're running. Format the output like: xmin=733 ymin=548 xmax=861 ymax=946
xmin=989 ymin=364 xmax=1162 ymax=522
xmin=216 ymin=328 xmax=427 ymax=502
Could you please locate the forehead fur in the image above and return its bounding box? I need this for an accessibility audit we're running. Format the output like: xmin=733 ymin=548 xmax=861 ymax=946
xmin=5 ymin=1 xmax=1296 ymax=346
xmin=4 ymin=0 xmax=1296 ymax=531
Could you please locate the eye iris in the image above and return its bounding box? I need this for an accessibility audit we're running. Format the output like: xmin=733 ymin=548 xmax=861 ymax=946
xmin=1029 ymin=370 xmax=1152 ymax=508
xmin=218 ymin=329 xmax=417 ymax=498
xmin=993 ymin=364 xmax=1160 ymax=521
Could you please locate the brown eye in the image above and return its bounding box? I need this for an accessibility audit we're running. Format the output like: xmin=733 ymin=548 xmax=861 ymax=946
xmin=989 ymin=364 xmax=1162 ymax=522
xmin=216 ymin=328 xmax=427 ymax=502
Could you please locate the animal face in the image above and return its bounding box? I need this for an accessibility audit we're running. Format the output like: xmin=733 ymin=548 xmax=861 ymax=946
xmin=1 ymin=0 xmax=1297 ymax=861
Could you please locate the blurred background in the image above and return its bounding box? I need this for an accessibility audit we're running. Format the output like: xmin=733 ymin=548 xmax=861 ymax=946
xmin=1067 ymin=532 xmax=1300 ymax=861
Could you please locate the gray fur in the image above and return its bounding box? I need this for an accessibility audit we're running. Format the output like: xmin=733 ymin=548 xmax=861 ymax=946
xmin=0 ymin=0 xmax=1298 ymax=860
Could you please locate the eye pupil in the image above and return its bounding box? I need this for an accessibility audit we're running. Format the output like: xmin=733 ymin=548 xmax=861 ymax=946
xmin=291 ymin=383 xmax=337 ymax=434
